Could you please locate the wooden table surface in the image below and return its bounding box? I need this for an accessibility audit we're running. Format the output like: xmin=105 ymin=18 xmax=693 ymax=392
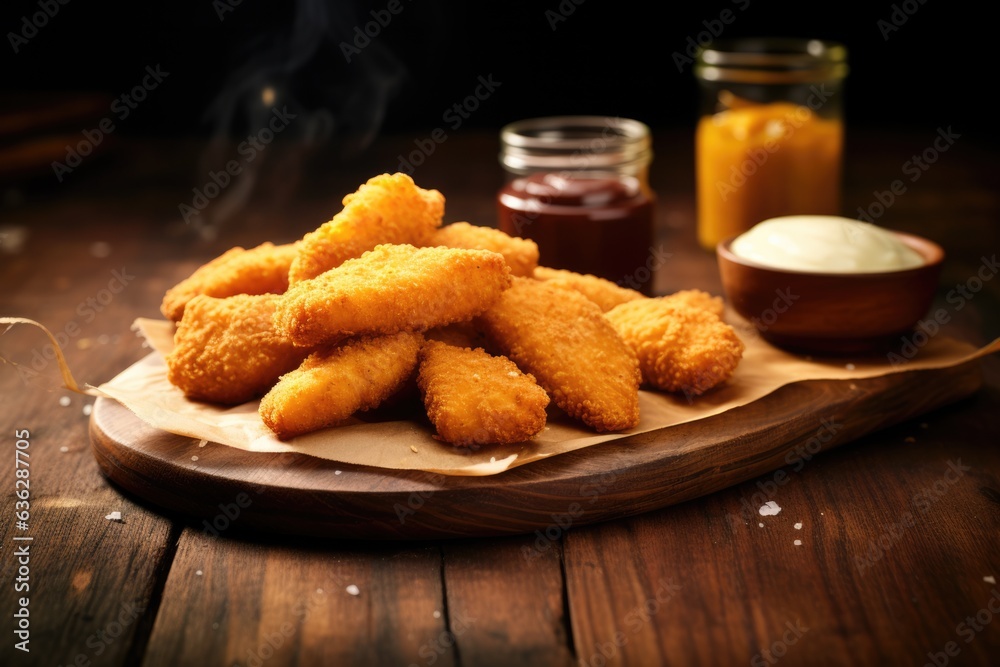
xmin=1 ymin=126 xmax=998 ymax=667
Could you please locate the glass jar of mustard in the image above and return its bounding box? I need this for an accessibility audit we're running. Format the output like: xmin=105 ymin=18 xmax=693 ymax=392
xmin=694 ymin=38 xmax=848 ymax=251
xmin=497 ymin=116 xmax=656 ymax=292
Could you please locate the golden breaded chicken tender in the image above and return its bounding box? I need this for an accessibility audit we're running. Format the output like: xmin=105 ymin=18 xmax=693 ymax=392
xmin=533 ymin=266 xmax=645 ymax=312
xmin=259 ymin=331 xmax=423 ymax=440
xmin=417 ymin=340 xmax=550 ymax=447
xmin=605 ymin=298 xmax=744 ymax=397
xmin=275 ymin=244 xmax=512 ymax=348
xmin=160 ymin=241 xmax=298 ymax=322
xmin=478 ymin=277 xmax=641 ymax=432
xmin=165 ymin=293 xmax=310 ymax=405
xmin=288 ymin=173 xmax=444 ymax=283
xmin=429 ymin=222 xmax=539 ymax=277
xmin=661 ymin=288 xmax=725 ymax=319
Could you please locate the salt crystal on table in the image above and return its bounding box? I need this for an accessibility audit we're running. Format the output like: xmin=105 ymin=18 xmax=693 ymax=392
xmin=60 ymin=446 xmax=69 ymax=453
xmin=793 ymin=539 xmax=802 ymax=546
xmin=794 ymin=522 xmax=803 ymax=530
xmin=59 ymin=396 xmax=71 ymax=407
xmin=433 ymin=610 xmax=441 ymax=619
xmin=82 ymin=404 xmax=93 ymax=416
xmin=105 ymin=512 xmax=122 ymax=521
xmin=196 ymin=570 xmax=203 ymax=576
xmin=759 ymin=501 xmax=781 ymax=516
xmin=346 ymin=585 xmax=360 ymax=596
xmin=758 ymin=523 xmax=764 ymax=528
xmin=985 ymin=575 xmax=996 ymax=584
xmin=335 ymin=470 xmax=342 ymax=475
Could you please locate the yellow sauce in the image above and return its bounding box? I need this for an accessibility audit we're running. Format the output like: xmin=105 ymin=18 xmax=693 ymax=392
xmin=730 ymin=216 xmax=925 ymax=273
xmin=696 ymin=101 xmax=843 ymax=250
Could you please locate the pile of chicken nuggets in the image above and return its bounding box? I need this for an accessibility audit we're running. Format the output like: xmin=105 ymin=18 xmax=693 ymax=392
xmin=161 ymin=173 xmax=745 ymax=446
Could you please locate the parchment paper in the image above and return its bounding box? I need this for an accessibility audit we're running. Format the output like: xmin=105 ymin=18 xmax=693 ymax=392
xmin=87 ymin=317 xmax=1000 ymax=476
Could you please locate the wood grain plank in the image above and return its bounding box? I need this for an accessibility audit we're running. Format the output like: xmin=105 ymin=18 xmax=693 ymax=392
xmin=89 ymin=356 xmax=987 ymax=539
xmin=441 ymin=537 xmax=575 ymax=667
xmin=0 ymin=218 xmax=181 ymax=667
xmin=564 ymin=386 xmax=1000 ymax=666
xmin=141 ymin=530 xmax=454 ymax=667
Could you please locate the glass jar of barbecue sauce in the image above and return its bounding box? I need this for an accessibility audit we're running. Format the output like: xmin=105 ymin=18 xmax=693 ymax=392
xmin=497 ymin=116 xmax=656 ymax=292
xmin=694 ymin=38 xmax=848 ymax=251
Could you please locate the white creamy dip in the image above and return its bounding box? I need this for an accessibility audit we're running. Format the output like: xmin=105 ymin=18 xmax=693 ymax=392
xmin=729 ymin=216 xmax=926 ymax=273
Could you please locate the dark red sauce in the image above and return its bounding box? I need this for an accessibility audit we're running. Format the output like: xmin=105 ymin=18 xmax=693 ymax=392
xmin=497 ymin=172 xmax=655 ymax=293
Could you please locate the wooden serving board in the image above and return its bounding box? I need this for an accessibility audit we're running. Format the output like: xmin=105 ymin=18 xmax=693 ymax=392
xmin=90 ymin=359 xmax=984 ymax=540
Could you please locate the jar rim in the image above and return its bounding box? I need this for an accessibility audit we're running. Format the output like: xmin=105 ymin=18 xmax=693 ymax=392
xmin=499 ymin=116 xmax=652 ymax=173
xmin=695 ymin=38 xmax=848 ymax=83
xmin=500 ymin=116 xmax=650 ymax=151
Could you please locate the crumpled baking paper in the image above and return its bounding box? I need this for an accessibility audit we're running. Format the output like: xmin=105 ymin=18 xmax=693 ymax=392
xmin=84 ymin=317 xmax=999 ymax=476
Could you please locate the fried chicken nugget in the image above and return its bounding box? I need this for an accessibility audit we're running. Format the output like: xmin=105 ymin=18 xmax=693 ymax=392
xmin=662 ymin=288 xmax=725 ymax=319
xmin=417 ymin=340 xmax=549 ymax=447
xmin=160 ymin=241 xmax=298 ymax=322
xmin=478 ymin=277 xmax=641 ymax=432
xmin=429 ymin=222 xmax=539 ymax=277
xmin=165 ymin=293 xmax=310 ymax=405
xmin=259 ymin=331 xmax=423 ymax=440
xmin=288 ymin=173 xmax=444 ymax=283
xmin=275 ymin=244 xmax=512 ymax=347
xmin=605 ymin=298 xmax=744 ymax=397
xmin=533 ymin=266 xmax=645 ymax=312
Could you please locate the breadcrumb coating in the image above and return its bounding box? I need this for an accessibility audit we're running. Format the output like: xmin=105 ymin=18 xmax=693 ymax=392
xmin=533 ymin=266 xmax=645 ymax=312
xmin=417 ymin=340 xmax=549 ymax=446
xmin=260 ymin=331 xmax=423 ymax=440
xmin=165 ymin=293 xmax=310 ymax=405
xmin=605 ymin=298 xmax=744 ymax=396
xmin=478 ymin=277 xmax=641 ymax=432
xmin=661 ymin=288 xmax=725 ymax=319
xmin=275 ymin=244 xmax=512 ymax=348
xmin=160 ymin=242 xmax=298 ymax=322
xmin=288 ymin=173 xmax=444 ymax=283
xmin=429 ymin=222 xmax=539 ymax=277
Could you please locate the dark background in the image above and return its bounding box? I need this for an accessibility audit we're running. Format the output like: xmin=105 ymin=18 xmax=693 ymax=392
xmin=1 ymin=0 xmax=992 ymax=153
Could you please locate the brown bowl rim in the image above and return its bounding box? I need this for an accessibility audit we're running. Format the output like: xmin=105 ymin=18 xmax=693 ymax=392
xmin=716 ymin=229 xmax=945 ymax=278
